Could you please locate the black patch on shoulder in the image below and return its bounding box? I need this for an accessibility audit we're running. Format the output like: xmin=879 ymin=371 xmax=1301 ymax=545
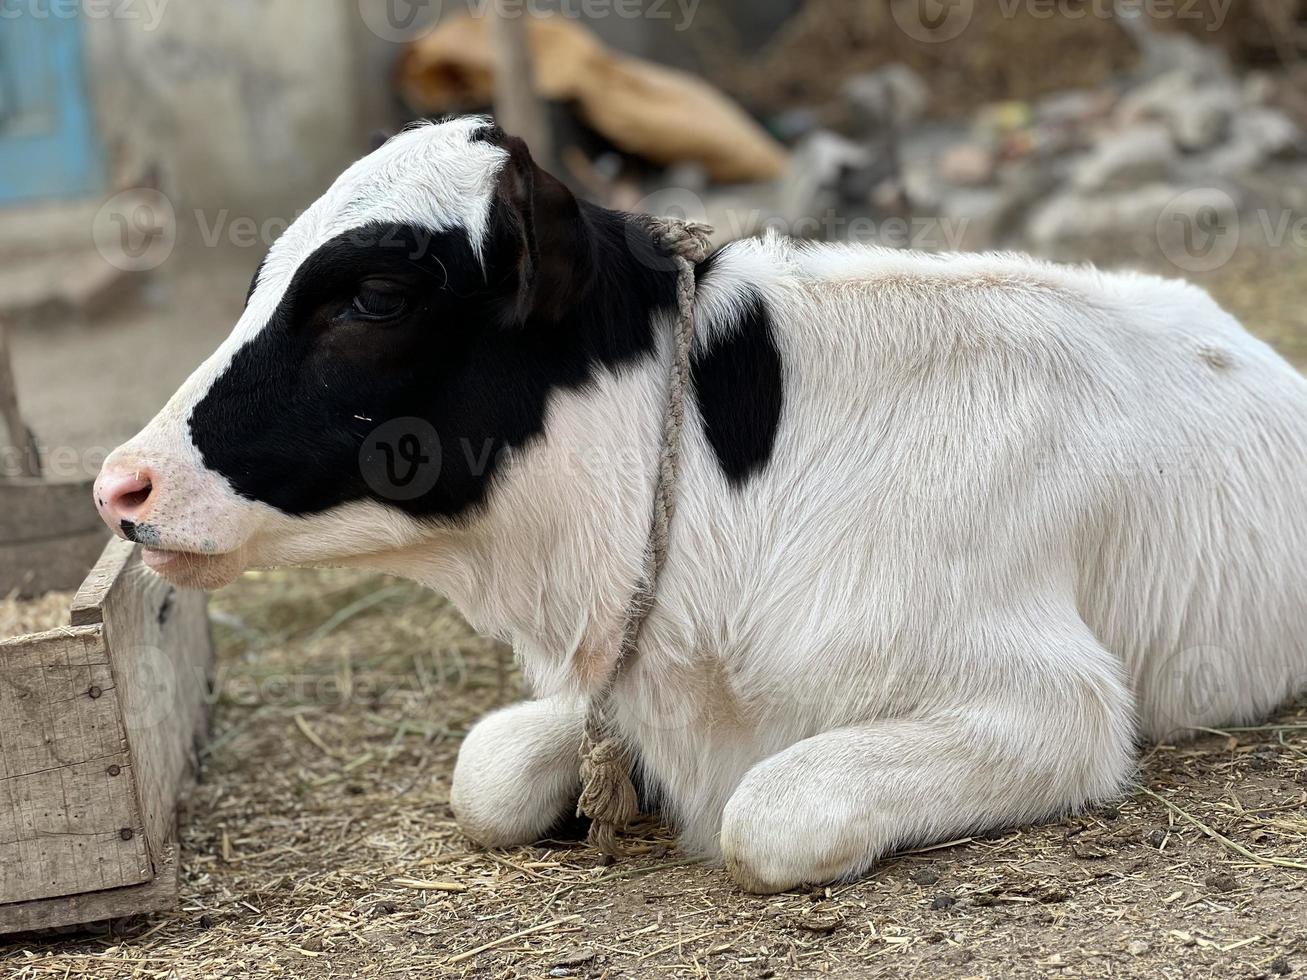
xmin=690 ymin=291 xmax=783 ymax=486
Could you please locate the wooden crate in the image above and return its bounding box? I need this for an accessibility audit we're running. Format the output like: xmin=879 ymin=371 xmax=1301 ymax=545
xmin=0 ymin=538 xmax=213 ymax=934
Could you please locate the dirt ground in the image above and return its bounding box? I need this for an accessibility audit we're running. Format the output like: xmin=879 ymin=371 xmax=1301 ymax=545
xmin=4 ymin=238 xmax=1307 ymax=978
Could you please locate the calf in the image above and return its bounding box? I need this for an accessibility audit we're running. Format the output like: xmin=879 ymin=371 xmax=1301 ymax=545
xmin=95 ymin=117 xmax=1307 ymax=892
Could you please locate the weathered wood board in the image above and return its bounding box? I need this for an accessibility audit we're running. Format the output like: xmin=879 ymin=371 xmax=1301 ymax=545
xmin=0 ymin=539 xmax=212 ymax=934
xmin=0 ymin=844 xmax=179 ymax=935
xmin=0 ymin=478 xmax=107 ymax=598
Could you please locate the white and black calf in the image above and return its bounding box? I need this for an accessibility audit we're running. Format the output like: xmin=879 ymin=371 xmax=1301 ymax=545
xmin=95 ymin=117 xmax=1307 ymax=893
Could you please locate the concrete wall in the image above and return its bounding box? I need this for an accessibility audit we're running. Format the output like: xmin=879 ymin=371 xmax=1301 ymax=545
xmin=83 ymin=0 xmax=369 ymax=220
xmin=76 ymin=0 xmax=697 ymax=225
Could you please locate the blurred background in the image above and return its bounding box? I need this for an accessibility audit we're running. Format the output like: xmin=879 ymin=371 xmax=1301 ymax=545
xmin=3 ymin=4 xmax=1307 ymax=970
xmin=1 ymin=0 xmax=1305 ymax=469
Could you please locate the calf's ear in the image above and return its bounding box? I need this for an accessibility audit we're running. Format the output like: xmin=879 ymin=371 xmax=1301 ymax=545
xmin=483 ymin=129 xmax=593 ymax=324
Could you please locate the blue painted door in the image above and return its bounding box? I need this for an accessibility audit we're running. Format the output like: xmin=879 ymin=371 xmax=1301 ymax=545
xmin=0 ymin=12 xmax=104 ymax=203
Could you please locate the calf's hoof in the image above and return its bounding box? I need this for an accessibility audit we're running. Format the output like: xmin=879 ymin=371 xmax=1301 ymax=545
xmin=719 ymin=769 xmax=872 ymax=894
xmin=450 ymin=701 xmax=580 ymax=847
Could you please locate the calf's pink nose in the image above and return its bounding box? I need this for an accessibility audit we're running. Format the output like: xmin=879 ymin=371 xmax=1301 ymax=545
xmin=94 ymin=466 xmax=157 ymax=536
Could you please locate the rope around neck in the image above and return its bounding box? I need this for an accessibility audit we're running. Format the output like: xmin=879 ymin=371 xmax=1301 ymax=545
xmin=575 ymin=216 xmax=714 ymax=859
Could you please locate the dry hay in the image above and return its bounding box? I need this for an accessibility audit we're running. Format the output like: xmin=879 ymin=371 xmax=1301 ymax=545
xmin=5 ymin=569 xmax=1304 ymax=979
xmin=0 ymin=590 xmax=73 ymax=641
xmin=2 ymin=245 xmax=1306 ymax=978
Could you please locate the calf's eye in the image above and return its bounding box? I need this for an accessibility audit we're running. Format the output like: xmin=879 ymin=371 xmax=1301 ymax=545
xmin=351 ymin=282 xmax=407 ymax=320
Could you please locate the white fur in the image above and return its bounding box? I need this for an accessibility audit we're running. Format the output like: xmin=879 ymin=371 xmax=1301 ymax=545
xmin=437 ymin=235 xmax=1307 ymax=890
xmin=105 ymin=120 xmax=1307 ymax=892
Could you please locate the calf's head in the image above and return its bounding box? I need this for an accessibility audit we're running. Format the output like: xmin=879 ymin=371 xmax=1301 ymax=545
xmin=94 ymin=117 xmax=670 ymax=589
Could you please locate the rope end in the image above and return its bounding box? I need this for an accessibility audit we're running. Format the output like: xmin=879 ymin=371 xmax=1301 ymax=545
xmin=577 ymin=730 xmax=639 ymax=859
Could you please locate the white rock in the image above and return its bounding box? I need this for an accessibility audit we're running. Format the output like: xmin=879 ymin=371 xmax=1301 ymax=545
xmin=1036 ymin=89 xmax=1115 ymax=128
xmin=776 ymin=131 xmax=874 ymax=226
xmin=1026 ymin=183 xmax=1239 ymax=248
xmin=897 ymin=124 xmax=964 ymax=210
xmin=1118 ymin=70 xmax=1239 ymax=152
xmin=1184 ymin=108 xmax=1304 ymax=182
xmin=938 ymin=186 xmax=1022 ymax=251
xmin=1243 ymin=71 xmax=1276 ymax=107
xmin=1238 ymin=107 xmax=1303 ymax=158
xmin=1116 ymin=5 xmax=1231 ymax=83
xmin=844 ymin=64 xmax=929 ymax=132
xmin=1073 ymin=123 xmax=1176 ymax=192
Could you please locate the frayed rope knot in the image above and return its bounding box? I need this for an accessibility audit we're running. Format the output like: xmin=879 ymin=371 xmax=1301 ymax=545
xmin=575 ymin=216 xmax=713 ymax=860
xmin=576 ymin=723 xmax=639 ymax=859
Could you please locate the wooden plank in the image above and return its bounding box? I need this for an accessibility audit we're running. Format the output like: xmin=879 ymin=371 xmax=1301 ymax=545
xmin=0 ymin=626 xmax=122 ymax=779
xmin=0 ymin=480 xmax=101 ymax=542
xmin=0 ymin=528 xmax=108 ymax=600
xmin=0 ymin=322 xmax=39 ymax=479
xmin=0 ymin=842 xmax=178 ymax=935
xmin=96 ymin=543 xmax=212 ymax=867
xmin=0 ymin=626 xmax=150 ymax=904
xmin=0 ymin=476 xmax=105 ymax=599
xmin=0 ymin=754 xmax=150 ymax=904
xmin=69 ymin=537 xmax=136 ymax=628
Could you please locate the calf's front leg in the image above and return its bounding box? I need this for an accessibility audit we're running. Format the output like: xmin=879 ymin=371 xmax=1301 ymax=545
xmin=451 ymin=697 xmax=584 ymax=846
xmin=720 ymin=635 xmax=1135 ymax=893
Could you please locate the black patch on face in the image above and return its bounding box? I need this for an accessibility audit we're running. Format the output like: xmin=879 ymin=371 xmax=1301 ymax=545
xmin=189 ymin=154 xmax=680 ymax=520
xmin=690 ymin=289 xmax=784 ymax=486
